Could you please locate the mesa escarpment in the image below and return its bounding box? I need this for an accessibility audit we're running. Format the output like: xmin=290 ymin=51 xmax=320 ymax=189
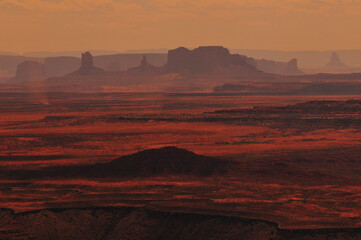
xmin=165 ymin=46 xmax=259 ymax=74
xmin=248 ymin=57 xmax=303 ymax=75
xmin=11 ymin=60 xmax=46 ymax=82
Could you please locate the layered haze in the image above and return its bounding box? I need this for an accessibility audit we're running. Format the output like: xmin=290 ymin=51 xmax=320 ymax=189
xmin=1 ymin=0 xmax=361 ymax=53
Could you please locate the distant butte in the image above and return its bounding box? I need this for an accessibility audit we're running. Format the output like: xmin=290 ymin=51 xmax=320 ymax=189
xmin=127 ymin=55 xmax=162 ymax=74
xmin=326 ymin=52 xmax=347 ymax=69
xmin=165 ymin=46 xmax=258 ymax=74
xmin=70 ymin=51 xmax=104 ymax=75
xmin=12 ymin=60 xmax=46 ymax=82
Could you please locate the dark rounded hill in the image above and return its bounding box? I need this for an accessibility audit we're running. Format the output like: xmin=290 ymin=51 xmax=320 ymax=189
xmin=102 ymin=146 xmax=228 ymax=177
xmin=10 ymin=147 xmax=230 ymax=179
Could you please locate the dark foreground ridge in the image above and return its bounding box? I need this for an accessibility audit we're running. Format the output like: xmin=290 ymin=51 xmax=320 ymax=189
xmin=0 ymin=206 xmax=360 ymax=240
xmin=105 ymin=146 xmax=229 ymax=177
xmin=6 ymin=147 xmax=230 ymax=179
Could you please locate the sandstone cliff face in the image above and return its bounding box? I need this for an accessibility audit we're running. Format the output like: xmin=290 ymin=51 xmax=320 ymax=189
xmin=12 ymin=60 xmax=46 ymax=82
xmin=166 ymin=46 xmax=257 ymax=74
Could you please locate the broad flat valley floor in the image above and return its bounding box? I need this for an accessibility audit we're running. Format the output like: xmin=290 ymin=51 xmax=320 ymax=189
xmin=1 ymin=92 xmax=361 ymax=229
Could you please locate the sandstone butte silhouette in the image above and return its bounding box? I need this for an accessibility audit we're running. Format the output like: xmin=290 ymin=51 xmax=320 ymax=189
xmin=326 ymin=52 xmax=348 ymax=69
xmin=254 ymin=58 xmax=303 ymax=75
xmin=165 ymin=46 xmax=257 ymax=74
xmin=163 ymin=46 xmax=299 ymax=75
xmin=62 ymin=46 xmax=263 ymax=78
xmin=11 ymin=60 xmax=46 ymax=82
xmin=127 ymin=55 xmax=163 ymax=74
xmin=305 ymin=52 xmax=361 ymax=74
xmin=3 ymin=46 xmax=304 ymax=81
xmin=67 ymin=48 xmax=302 ymax=76
xmin=69 ymin=51 xmax=104 ymax=75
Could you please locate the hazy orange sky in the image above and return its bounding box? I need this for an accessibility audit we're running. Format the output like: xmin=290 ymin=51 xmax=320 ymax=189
xmin=1 ymin=0 xmax=361 ymax=53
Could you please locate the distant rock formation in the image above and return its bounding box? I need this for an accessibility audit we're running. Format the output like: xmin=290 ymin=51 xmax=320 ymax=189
xmin=94 ymin=53 xmax=167 ymax=71
xmin=165 ymin=46 xmax=258 ymax=74
xmin=0 ymin=55 xmax=41 ymax=78
xmin=12 ymin=60 xmax=46 ymax=82
xmin=326 ymin=52 xmax=347 ymax=69
xmin=12 ymin=147 xmax=230 ymax=179
xmin=70 ymin=52 xmax=104 ymax=75
xmin=286 ymin=58 xmax=302 ymax=74
xmin=127 ymin=55 xmax=162 ymax=74
xmin=305 ymin=52 xmax=361 ymax=74
xmin=250 ymin=57 xmax=303 ymax=75
xmin=79 ymin=52 xmax=104 ymax=75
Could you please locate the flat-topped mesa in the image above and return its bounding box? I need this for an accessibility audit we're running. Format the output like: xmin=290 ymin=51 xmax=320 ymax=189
xmin=253 ymin=57 xmax=303 ymax=75
xmin=165 ymin=46 xmax=257 ymax=74
xmin=70 ymin=51 xmax=104 ymax=76
xmin=12 ymin=60 xmax=46 ymax=82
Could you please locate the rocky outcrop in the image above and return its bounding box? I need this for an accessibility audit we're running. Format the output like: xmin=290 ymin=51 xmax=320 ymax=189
xmin=12 ymin=60 xmax=46 ymax=82
xmin=165 ymin=46 xmax=258 ymax=74
xmin=251 ymin=58 xmax=303 ymax=75
xmin=0 ymin=55 xmax=41 ymax=77
xmin=307 ymin=52 xmax=361 ymax=74
xmin=94 ymin=53 xmax=167 ymax=71
xmin=79 ymin=52 xmax=104 ymax=75
xmin=326 ymin=52 xmax=347 ymax=69
xmin=127 ymin=55 xmax=162 ymax=74
xmin=70 ymin=52 xmax=104 ymax=76
xmin=286 ymin=58 xmax=302 ymax=74
xmin=164 ymin=46 xmax=303 ymax=75
xmin=44 ymin=54 xmax=167 ymax=76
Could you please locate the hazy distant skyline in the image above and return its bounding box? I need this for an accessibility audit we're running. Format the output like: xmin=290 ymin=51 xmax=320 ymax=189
xmin=1 ymin=0 xmax=361 ymax=53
